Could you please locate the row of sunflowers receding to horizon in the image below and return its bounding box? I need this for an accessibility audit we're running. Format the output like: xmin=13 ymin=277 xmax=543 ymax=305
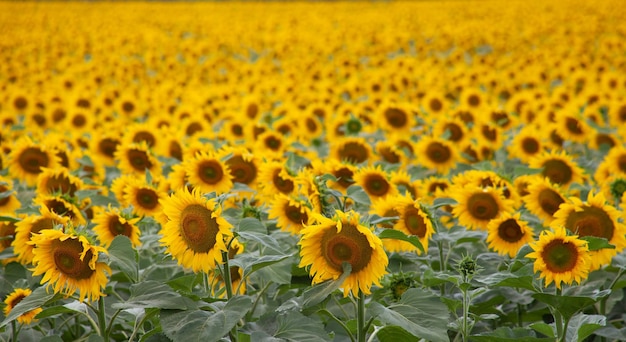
xmin=1 ymin=1 xmax=626 ymax=341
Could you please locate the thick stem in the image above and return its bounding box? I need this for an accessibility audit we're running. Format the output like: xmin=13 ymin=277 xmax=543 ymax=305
xmin=437 ymin=239 xmax=446 ymax=296
xmin=98 ymin=297 xmax=108 ymax=341
xmin=462 ymin=286 xmax=470 ymax=342
xmin=11 ymin=321 xmax=18 ymax=342
xmin=222 ymin=250 xmax=238 ymax=342
xmin=357 ymin=290 xmax=366 ymax=342
xmin=554 ymin=287 xmax=563 ymax=342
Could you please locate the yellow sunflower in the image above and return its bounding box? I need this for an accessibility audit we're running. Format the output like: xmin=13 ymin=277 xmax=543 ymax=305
xmin=222 ymin=146 xmax=259 ymax=191
xmin=258 ymin=161 xmax=296 ymax=202
xmin=390 ymin=169 xmax=419 ymax=200
xmin=159 ymin=187 xmax=233 ymax=273
xmin=486 ymin=212 xmax=535 ymax=257
xmin=396 ymin=196 xmax=435 ymax=254
xmin=594 ymin=146 xmax=626 ymax=184
xmin=0 ymin=221 xmax=16 ymax=254
xmin=123 ymin=178 xmax=166 ymax=218
xmin=321 ymin=159 xmax=357 ymax=195
xmin=34 ymin=194 xmax=86 ymax=226
xmin=415 ymin=136 xmax=458 ymax=174
xmin=183 ymin=151 xmax=233 ymax=195
xmin=8 ymin=137 xmax=59 ymax=186
xmin=376 ymin=102 xmax=414 ymax=134
xmin=121 ymin=121 xmax=161 ymax=151
xmin=369 ymin=196 xmax=405 ymax=253
xmin=3 ymin=288 xmax=43 ymax=324
xmin=375 ymin=140 xmax=407 ymax=166
xmin=268 ymin=194 xmax=312 ymax=235
xmin=90 ymin=127 xmax=122 ymax=166
xmin=330 ymin=137 xmax=372 ymax=165
xmin=0 ymin=177 xmax=22 ymax=214
xmin=110 ymin=174 xmax=137 ymax=208
xmin=29 ymin=229 xmax=111 ymax=302
xmin=552 ymin=191 xmax=626 ymax=271
xmin=13 ymin=206 xmax=69 ymax=265
xmin=508 ymin=125 xmax=545 ymax=163
xmin=529 ymin=150 xmax=585 ymax=188
xmin=36 ymin=167 xmax=83 ymax=198
xmin=353 ymin=165 xmax=398 ymax=200
xmin=298 ymin=210 xmax=388 ymax=297
xmin=254 ymin=131 xmax=290 ymax=160
xmin=554 ymin=108 xmax=590 ymax=144
xmin=114 ymin=142 xmax=161 ymax=178
xmin=92 ymin=207 xmax=141 ymax=248
xmin=523 ymin=177 xmax=568 ymax=224
xmin=452 ymin=186 xmax=513 ymax=230
xmin=526 ymin=226 xmax=590 ymax=289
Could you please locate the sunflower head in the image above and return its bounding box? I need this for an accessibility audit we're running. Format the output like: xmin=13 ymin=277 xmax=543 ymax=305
xmin=353 ymin=165 xmax=397 ymax=200
xmin=184 ymin=150 xmax=234 ymax=195
xmin=452 ymin=186 xmax=513 ymax=230
xmin=3 ymin=288 xmax=43 ymax=324
xmin=93 ymin=207 xmax=141 ymax=248
xmin=331 ymin=137 xmax=372 ymax=165
xmin=486 ymin=212 xmax=535 ymax=257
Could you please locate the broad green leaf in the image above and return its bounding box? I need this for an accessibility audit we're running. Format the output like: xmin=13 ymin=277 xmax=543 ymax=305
xmin=432 ymin=197 xmax=457 ymax=208
xmin=369 ymin=288 xmax=449 ymax=342
xmin=376 ymin=325 xmax=420 ymax=342
xmin=565 ymin=313 xmax=605 ymax=342
xmin=0 ymin=215 xmax=19 ymax=223
xmin=478 ymin=271 xmax=535 ymax=292
xmin=532 ymin=290 xmax=610 ymax=319
xmin=0 ymin=287 xmax=56 ymax=328
xmin=529 ymin=323 xmax=555 ymax=338
xmin=471 ymin=327 xmax=554 ymax=341
xmin=35 ymin=305 xmax=82 ymax=319
xmin=377 ymin=229 xmax=424 ymax=254
xmin=593 ymin=326 xmax=626 ymax=340
xmin=40 ymin=337 xmax=64 ymax=342
xmin=251 ymin=311 xmax=329 ymax=342
xmin=346 ymin=185 xmax=371 ymax=206
xmin=166 ymin=274 xmax=203 ymax=294
xmin=87 ymin=335 xmax=105 ymax=342
xmin=160 ymin=296 xmax=253 ymax=342
xmin=580 ymin=236 xmax=615 ymax=251
xmin=231 ymin=253 xmax=292 ymax=275
xmin=108 ymin=235 xmax=138 ymax=283
xmin=238 ymin=217 xmax=267 ymax=234
xmin=513 ymin=166 xmax=542 ymax=177
xmin=111 ymin=281 xmax=196 ymax=310
xmin=252 ymin=256 xmax=294 ymax=285
xmin=237 ymin=231 xmax=284 ymax=254
xmin=302 ymin=263 xmax=351 ymax=308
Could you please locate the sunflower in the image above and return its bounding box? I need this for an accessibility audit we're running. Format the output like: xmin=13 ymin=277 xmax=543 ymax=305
xmin=298 ymin=210 xmax=388 ymax=296
xmin=322 ymin=159 xmax=357 ymax=195
xmin=552 ymin=191 xmax=626 ymax=271
xmin=110 ymin=174 xmax=138 ymax=208
xmin=0 ymin=177 xmax=21 ymax=214
xmin=330 ymin=137 xmax=372 ymax=165
xmin=211 ymin=239 xmax=246 ymax=297
xmin=452 ymin=170 xmax=521 ymax=208
xmin=159 ymin=187 xmax=233 ymax=273
xmin=34 ymin=194 xmax=86 ymax=226
xmin=35 ymin=167 xmax=83 ymax=198
xmin=419 ymin=176 xmax=451 ymax=202
xmin=377 ymin=102 xmax=414 ymax=134
xmin=375 ymin=140 xmax=406 ymax=166
xmin=508 ymin=125 xmax=545 ymax=163
xmin=0 ymin=221 xmax=16 ymax=254
xmin=268 ymin=194 xmax=312 ymax=235
xmin=13 ymin=206 xmax=69 ymax=265
xmin=114 ymin=142 xmax=161 ymax=178
xmin=92 ymin=207 xmax=141 ymax=248
xmin=183 ymin=151 xmax=233 ymax=195
xmin=90 ymin=127 xmax=122 ymax=166
xmin=452 ymin=186 xmax=513 ymax=230
xmin=121 ymin=121 xmax=161 ymax=151
xmin=254 ymin=131 xmax=289 ymax=160
xmin=396 ymin=196 xmax=435 ymax=254
xmin=29 ymin=229 xmax=111 ymax=302
xmin=3 ymin=288 xmax=43 ymax=324
xmin=295 ymin=112 xmax=323 ymax=141
xmin=415 ymin=136 xmax=458 ymax=174
xmin=529 ymin=150 xmax=585 ymax=188
xmin=486 ymin=212 xmax=535 ymax=257
xmin=594 ymin=146 xmax=626 ymax=184
xmin=8 ymin=137 xmax=59 ymax=186
xmin=123 ymin=178 xmax=165 ymax=218
xmin=222 ymin=146 xmax=259 ymax=190
xmin=554 ymin=108 xmax=590 ymax=144
xmin=526 ymin=226 xmax=590 ymax=289
xmin=390 ymin=169 xmax=419 ymax=200
xmin=353 ymin=165 xmax=398 ymax=200
xmin=258 ymin=161 xmax=296 ymax=201
xmin=523 ymin=177 xmax=568 ymax=224
xmin=369 ymin=196 xmax=405 ymax=252
xmin=432 ymin=117 xmax=469 ymax=146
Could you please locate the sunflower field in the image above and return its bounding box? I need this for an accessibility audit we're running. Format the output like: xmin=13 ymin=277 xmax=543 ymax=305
xmin=1 ymin=0 xmax=626 ymax=341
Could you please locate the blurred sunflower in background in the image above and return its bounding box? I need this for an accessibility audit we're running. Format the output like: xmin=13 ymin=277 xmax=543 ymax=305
xmin=415 ymin=136 xmax=458 ymax=174
xmin=486 ymin=212 xmax=534 ymax=257
xmin=92 ymin=206 xmax=141 ymax=248
xmin=353 ymin=165 xmax=398 ymax=200
xmin=183 ymin=151 xmax=233 ymax=195
xmin=3 ymin=288 xmax=43 ymax=324
xmin=8 ymin=137 xmax=59 ymax=186
xmin=13 ymin=206 xmax=69 ymax=265
xmin=268 ymin=194 xmax=312 ymax=235
xmin=523 ymin=177 xmax=568 ymax=224
xmin=529 ymin=150 xmax=585 ymax=188
xmin=452 ymin=186 xmax=513 ymax=230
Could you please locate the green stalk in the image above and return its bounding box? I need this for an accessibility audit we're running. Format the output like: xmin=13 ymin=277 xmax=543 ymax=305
xmin=461 ymin=286 xmax=470 ymax=342
xmin=357 ymin=290 xmax=366 ymax=342
xmin=11 ymin=321 xmax=18 ymax=342
xmin=437 ymin=239 xmax=446 ymax=296
xmin=222 ymin=250 xmax=237 ymax=342
xmin=98 ymin=297 xmax=108 ymax=341
xmin=554 ymin=287 xmax=563 ymax=342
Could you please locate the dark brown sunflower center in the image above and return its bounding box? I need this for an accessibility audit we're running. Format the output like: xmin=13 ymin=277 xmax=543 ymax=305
xmin=429 ymin=98 xmax=443 ymax=112
xmin=246 ymin=103 xmax=259 ymax=119
xmin=541 ymin=239 xmax=578 ymax=273
xmin=426 ymin=142 xmax=451 ymax=164
xmin=364 ymin=174 xmax=390 ymax=197
xmin=338 ymin=142 xmax=369 ymax=164
xmin=538 ymin=188 xmax=565 ymax=216
xmin=522 ymin=138 xmax=540 ymax=154
xmin=122 ymin=101 xmax=135 ymax=113
xmin=52 ymin=108 xmax=66 ymax=123
xmin=565 ymin=117 xmax=583 ymax=135
xmin=498 ymin=218 xmax=524 ymax=242
xmin=481 ymin=125 xmax=497 ymax=141
xmin=443 ymin=123 xmax=463 ymax=142
xmin=31 ymin=218 xmax=55 ymax=234
xmin=285 ymin=204 xmax=307 ymax=224
xmin=595 ymin=134 xmax=615 ymax=149
xmin=136 ymin=188 xmax=158 ymax=210
xmin=468 ymin=94 xmax=480 ymax=107
xmin=226 ymin=156 xmax=257 ymax=185
xmin=403 ymin=208 xmax=427 ymax=237
xmin=379 ymin=147 xmax=400 ymax=164
xmin=18 ymin=147 xmax=49 ymax=174
xmin=321 ymin=223 xmax=373 ymax=273
xmin=99 ymin=138 xmax=119 ymax=158
xmin=46 ymin=175 xmax=78 ymax=196
xmin=564 ymin=206 xmax=614 ymax=240
xmin=109 ymin=216 xmax=133 ymax=237
xmin=53 ymin=239 xmax=95 ymax=280
xmin=72 ymin=114 xmax=87 ymax=128
xmin=14 ymin=96 xmax=28 ymax=110
xmin=0 ymin=185 xmax=11 ymax=206
xmin=467 ymin=192 xmax=500 ymax=221
xmin=384 ymin=108 xmax=408 ymax=128
xmin=169 ymin=141 xmax=183 ymax=161
xmin=45 ymin=199 xmax=72 ymax=218
xmin=133 ymin=131 xmax=156 ymax=148
xmin=333 ymin=167 xmax=355 ymax=189
xmin=127 ymin=149 xmax=152 ymax=172
xmin=186 ymin=122 xmax=203 ymax=136
xmin=264 ymin=136 xmax=281 ymax=150
xmin=179 ymin=204 xmax=220 ymax=253
xmin=542 ymin=159 xmax=573 ymax=186
xmin=198 ymin=160 xmax=224 ymax=185
xmin=273 ymin=170 xmax=294 ymax=194
xmin=305 ymin=118 xmax=318 ymax=133
xmin=8 ymin=294 xmax=25 ymax=308
xmin=618 ymin=105 xmax=626 ymax=122
xmin=428 ymin=182 xmax=448 ymax=194
xmin=0 ymin=223 xmax=15 ymax=248
xmin=618 ymin=155 xmax=626 ymax=173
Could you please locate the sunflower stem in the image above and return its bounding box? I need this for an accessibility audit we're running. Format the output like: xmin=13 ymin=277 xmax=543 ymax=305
xmin=11 ymin=321 xmax=18 ymax=342
xmin=98 ymin=297 xmax=108 ymax=341
xmin=357 ymin=290 xmax=366 ymax=342
xmin=319 ymin=309 xmax=355 ymax=342
xmin=221 ymin=250 xmax=238 ymax=342
xmin=437 ymin=239 xmax=446 ymax=296
xmin=554 ymin=287 xmax=564 ymax=342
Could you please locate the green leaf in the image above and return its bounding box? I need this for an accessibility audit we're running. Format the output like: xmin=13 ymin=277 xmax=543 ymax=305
xmin=369 ymin=288 xmax=449 ymax=342
xmin=111 ymin=281 xmax=196 ymax=310
xmin=529 ymin=323 xmax=555 ymax=338
xmin=376 ymin=325 xmax=420 ymax=342
xmin=87 ymin=335 xmax=105 ymax=342
xmin=478 ymin=270 xmax=535 ymax=292
xmin=160 ymin=296 xmax=253 ymax=342
xmin=532 ymin=290 xmax=610 ymax=319
xmin=253 ymin=257 xmax=293 ymax=285
xmin=566 ymin=313 xmax=605 ymax=342
xmin=40 ymin=337 xmax=64 ymax=342
xmin=238 ymin=217 xmax=267 ymax=234
xmin=513 ymin=166 xmax=543 ymax=177
xmin=35 ymin=305 xmax=82 ymax=319
xmin=231 ymin=253 xmax=292 ymax=275
xmin=432 ymin=197 xmax=457 ymax=208
xmin=0 ymin=287 xmax=56 ymax=328
xmin=108 ymin=235 xmax=138 ymax=283
xmin=237 ymin=231 xmax=284 ymax=254
xmin=377 ymin=229 xmax=424 ymax=254
xmin=302 ymin=263 xmax=351 ymax=308
xmin=0 ymin=215 xmax=19 ymax=223
xmin=471 ymin=327 xmax=554 ymax=341
xmin=346 ymin=185 xmax=371 ymax=206
xmin=251 ymin=311 xmax=329 ymax=342
xmin=580 ymin=236 xmax=615 ymax=251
